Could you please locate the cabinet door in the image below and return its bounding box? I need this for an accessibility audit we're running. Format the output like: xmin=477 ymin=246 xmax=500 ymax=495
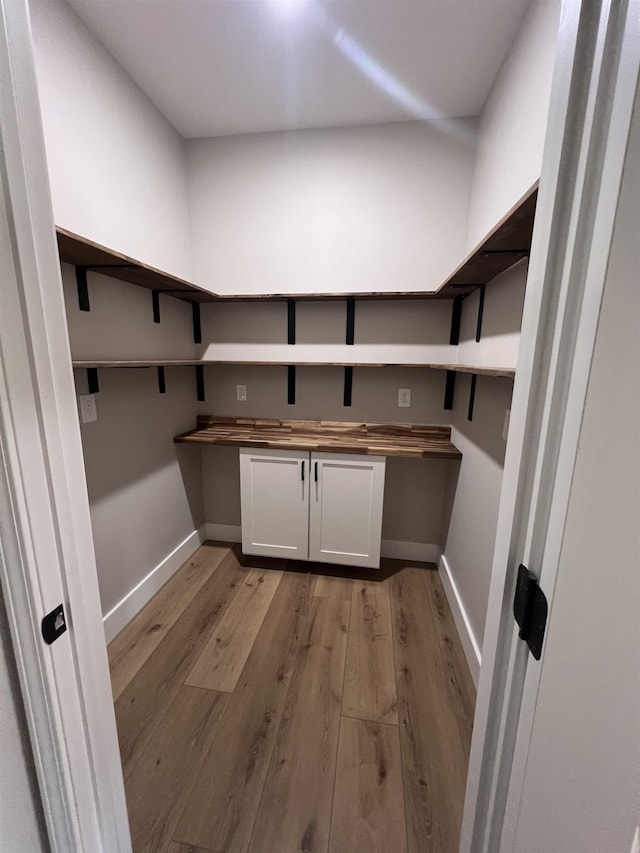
xmin=239 ymin=448 xmax=309 ymax=559
xmin=309 ymin=452 xmax=385 ymax=569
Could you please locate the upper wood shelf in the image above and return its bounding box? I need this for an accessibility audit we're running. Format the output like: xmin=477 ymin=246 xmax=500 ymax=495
xmin=438 ymin=189 xmax=537 ymax=298
xmin=56 ymin=189 xmax=536 ymax=304
xmin=71 ymin=359 xmax=515 ymax=379
xmin=174 ymin=416 xmax=462 ymax=460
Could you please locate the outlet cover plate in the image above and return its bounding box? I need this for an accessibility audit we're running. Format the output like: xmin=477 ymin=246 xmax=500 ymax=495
xmin=236 ymin=384 xmax=247 ymax=402
xmin=79 ymin=394 xmax=97 ymax=423
xmin=398 ymin=388 xmax=411 ymax=408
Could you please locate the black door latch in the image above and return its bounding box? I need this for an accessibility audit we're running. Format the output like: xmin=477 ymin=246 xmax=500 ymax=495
xmin=42 ymin=604 xmax=67 ymax=645
xmin=513 ymin=564 xmax=548 ymax=660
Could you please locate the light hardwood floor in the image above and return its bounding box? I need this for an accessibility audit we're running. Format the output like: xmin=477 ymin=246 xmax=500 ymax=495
xmin=108 ymin=542 xmax=476 ymax=853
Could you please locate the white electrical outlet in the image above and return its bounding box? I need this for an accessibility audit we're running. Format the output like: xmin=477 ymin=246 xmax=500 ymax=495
xmin=236 ymin=384 xmax=247 ymax=402
xmin=398 ymin=388 xmax=411 ymax=408
xmin=79 ymin=394 xmax=97 ymax=423
xmin=502 ymin=408 xmax=511 ymax=441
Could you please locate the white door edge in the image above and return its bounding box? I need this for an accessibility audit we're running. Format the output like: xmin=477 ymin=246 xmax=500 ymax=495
xmin=0 ymin=1 xmax=131 ymax=850
xmin=460 ymin=2 xmax=640 ymax=851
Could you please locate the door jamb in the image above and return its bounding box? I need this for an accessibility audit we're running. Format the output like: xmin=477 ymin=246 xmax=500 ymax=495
xmin=0 ymin=1 xmax=131 ymax=850
xmin=460 ymin=1 xmax=640 ymax=850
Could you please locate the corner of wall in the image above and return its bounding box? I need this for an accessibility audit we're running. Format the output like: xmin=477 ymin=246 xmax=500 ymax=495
xmin=438 ymin=553 xmax=481 ymax=685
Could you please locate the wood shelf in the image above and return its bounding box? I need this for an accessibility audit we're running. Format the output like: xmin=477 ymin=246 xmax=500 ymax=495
xmin=57 ymin=189 xmax=536 ymax=304
xmin=56 ymin=228 xmax=217 ymax=303
xmin=71 ymin=359 xmax=515 ymax=378
xmin=174 ymin=416 xmax=462 ymax=460
xmin=438 ymin=189 xmax=537 ymax=297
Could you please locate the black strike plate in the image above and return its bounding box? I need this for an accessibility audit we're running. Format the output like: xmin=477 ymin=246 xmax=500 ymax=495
xmin=42 ymin=604 xmax=67 ymax=645
xmin=513 ymin=564 xmax=548 ymax=660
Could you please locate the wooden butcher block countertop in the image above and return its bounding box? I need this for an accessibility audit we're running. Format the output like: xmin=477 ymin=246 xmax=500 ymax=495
xmin=174 ymin=416 xmax=462 ymax=460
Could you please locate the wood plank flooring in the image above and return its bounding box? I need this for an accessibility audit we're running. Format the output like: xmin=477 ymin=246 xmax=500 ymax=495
xmin=110 ymin=543 xmax=476 ymax=853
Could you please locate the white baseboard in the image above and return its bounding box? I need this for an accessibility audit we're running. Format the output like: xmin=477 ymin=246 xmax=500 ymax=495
xmin=102 ymin=526 xmax=206 ymax=644
xmin=381 ymin=539 xmax=440 ymax=563
xmin=439 ymin=554 xmax=482 ymax=686
xmin=205 ymin=522 xmax=242 ymax=543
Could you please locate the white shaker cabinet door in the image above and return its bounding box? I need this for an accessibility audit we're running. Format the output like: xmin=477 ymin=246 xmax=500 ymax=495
xmin=309 ymin=452 xmax=385 ymax=569
xmin=239 ymin=448 xmax=309 ymax=559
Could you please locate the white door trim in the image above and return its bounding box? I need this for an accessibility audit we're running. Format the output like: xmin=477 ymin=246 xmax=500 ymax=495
xmin=460 ymin=2 xmax=640 ymax=850
xmin=0 ymin=1 xmax=131 ymax=850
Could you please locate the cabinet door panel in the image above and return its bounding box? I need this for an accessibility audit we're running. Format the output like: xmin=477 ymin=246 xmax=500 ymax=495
xmin=240 ymin=448 xmax=309 ymax=559
xmin=309 ymin=453 xmax=385 ymax=569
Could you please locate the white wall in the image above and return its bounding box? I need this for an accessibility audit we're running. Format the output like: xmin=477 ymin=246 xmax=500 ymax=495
xmin=187 ymin=120 xmax=476 ymax=295
xmin=465 ymin=0 xmax=561 ymax=251
xmin=29 ymin=0 xmax=192 ymax=280
xmin=63 ymin=265 xmax=204 ymax=639
xmin=0 ymin=591 xmax=48 ymax=852
xmin=512 ymin=79 xmax=640 ymax=853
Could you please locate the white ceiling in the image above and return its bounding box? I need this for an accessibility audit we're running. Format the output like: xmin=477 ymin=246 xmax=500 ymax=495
xmin=68 ymin=0 xmax=529 ymax=139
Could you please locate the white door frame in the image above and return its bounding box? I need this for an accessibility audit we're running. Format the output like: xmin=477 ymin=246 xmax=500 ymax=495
xmin=0 ymin=1 xmax=131 ymax=850
xmin=460 ymin=1 xmax=640 ymax=850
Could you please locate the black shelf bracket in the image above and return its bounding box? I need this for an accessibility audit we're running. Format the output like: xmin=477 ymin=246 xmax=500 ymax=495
xmin=195 ymin=365 xmax=205 ymax=401
xmin=75 ymin=264 xmax=139 ymax=312
xmin=476 ymin=285 xmax=486 ymax=343
xmin=343 ymin=366 xmax=353 ymax=406
xmin=287 ymin=365 xmax=296 ymax=404
xmin=191 ymin=301 xmax=202 ymax=344
xmin=152 ymin=291 xmax=161 ymax=324
xmin=450 ymin=296 xmax=463 ymax=345
xmin=287 ymin=299 xmax=296 ymax=345
xmin=468 ymin=373 xmax=477 ymax=421
xmin=513 ymin=564 xmax=548 ymax=660
xmin=157 ymin=366 xmax=166 ymax=394
xmin=346 ymin=297 xmax=355 ymax=345
xmin=444 ymin=370 xmax=456 ymax=410
xmin=481 ymin=249 xmax=530 ymax=258
xmin=87 ymin=367 xmax=99 ymax=394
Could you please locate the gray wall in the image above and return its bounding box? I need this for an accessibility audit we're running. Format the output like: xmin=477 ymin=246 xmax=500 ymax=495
xmin=64 ymin=265 xmax=204 ymax=619
xmin=442 ymin=261 xmax=526 ymax=656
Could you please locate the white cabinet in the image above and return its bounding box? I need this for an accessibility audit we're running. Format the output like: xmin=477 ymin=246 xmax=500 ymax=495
xmin=239 ymin=448 xmax=386 ymax=569
xmin=308 ymin=452 xmax=385 ymax=568
xmin=239 ymin=448 xmax=309 ymax=560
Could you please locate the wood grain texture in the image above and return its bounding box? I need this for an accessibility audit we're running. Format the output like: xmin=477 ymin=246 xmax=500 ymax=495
xmin=111 ymin=546 xmax=476 ymax=853
xmin=108 ymin=543 xmax=228 ymax=700
xmin=125 ymin=686 xmax=228 ymax=853
xmin=313 ymin=575 xmax=353 ymax=600
xmin=174 ymin=571 xmax=313 ymax=853
xmin=329 ymin=717 xmax=406 ymax=853
xmin=185 ymin=568 xmax=282 ymax=692
xmin=248 ymin=596 xmax=350 ymax=853
xmin=115 ymin=550 xmax=248 ymax=772
xmin=390 ymin=567 xmax=471 ymax=853
xmin=175 ymin=416 xmax=462 ymax=460
xmin=343 ymin=581 xmax=398 ymax=725
xmin=423 ymin=571 xmax=475 ymax=747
